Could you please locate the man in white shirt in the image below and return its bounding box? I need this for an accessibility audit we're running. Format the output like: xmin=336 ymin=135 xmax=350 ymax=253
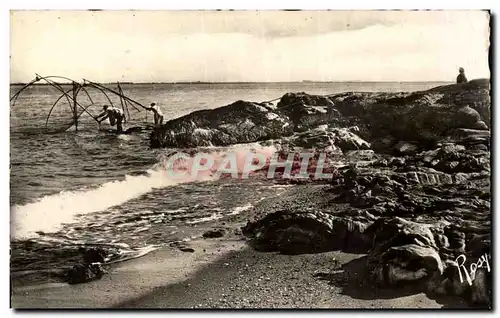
xmin=97 ymin=105 xmax=126 ymax=133
xmin=147 ymin=102 xmax=164 ymax=125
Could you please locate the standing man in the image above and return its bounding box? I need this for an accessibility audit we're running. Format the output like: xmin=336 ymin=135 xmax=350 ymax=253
xmin=96 ymin=105 xmax=126 ymax=133
xmin=147 ymin=102 xmax=164 ymax=125
xmin=457 ymin=67 xmax=468 ymax=84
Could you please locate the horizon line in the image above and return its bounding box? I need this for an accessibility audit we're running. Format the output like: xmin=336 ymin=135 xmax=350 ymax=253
xmin=10 ymin=80 xmax=460 ymax=85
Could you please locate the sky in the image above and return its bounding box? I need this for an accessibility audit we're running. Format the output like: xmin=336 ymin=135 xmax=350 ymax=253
xmin=10 ymin=10 xmax=491 ymax=83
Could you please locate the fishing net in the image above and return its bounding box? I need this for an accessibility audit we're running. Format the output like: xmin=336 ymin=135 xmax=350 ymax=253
xmin=10 ymin=84 xmax=79 ymax=133
xmin=10 ymin=77 xmax=145 ymax=134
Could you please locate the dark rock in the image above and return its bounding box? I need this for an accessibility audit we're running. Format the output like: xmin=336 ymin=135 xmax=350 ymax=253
xmin=455 ymin=106 xmax=488 ymax=130
xmin=63 ymin=247 xmax=116 ymax=285
xmin=241 ymin=149 xmax=490 ymax=305
xmin=296 ymin=79 xmax=490 ymax=150
xmin=443 ymin=226 xmax=466 ymax=254
xmin=170 ymin=241 xmax=195 ymax=253
xmin=203 ymin=229 xmax=226 ymax=239
xmin=150 ymin=100 xmax=293 ymax=148
xmin=369 ymin=244 xmax=443 ymax=287
xmin=242 ymin=210 xmax=372 ymax=254
xmin=466 ymin=234 xmax=491 ymax=257
xmin=146 ymin=79 xmax=490 ymax=308
xmin=415 ymin=143 xmax=490 ymax=174
xmin=444 ymin=128 xmax=490 ymax=149
xmin=364 ymin=217 xmax=447 ymax=291
xmin=276 ymin=93 xmax=340 ymax=129
xmin=344 ymin=150 xmax=377 ymax=162
xmin=66 ymin=263 xmax=105 ymax=285
xmin=287 ymin=125 xmax=370 ymax=152
xmin=81 ymin=247 xmax=107 ymax=264
xmin=151 ymin=80 xmax=490 ymax=151
xmin=426 ymin=259 xmax=466 ymax=296
xmin=470 ymin=268 xmax=492 ymax=307
xmin=468 ymin=144 xmax=488 ymax=151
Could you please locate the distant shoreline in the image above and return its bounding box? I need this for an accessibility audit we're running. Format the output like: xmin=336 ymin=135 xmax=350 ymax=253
xmin=10 ymin=81 xmax=455 ymax=86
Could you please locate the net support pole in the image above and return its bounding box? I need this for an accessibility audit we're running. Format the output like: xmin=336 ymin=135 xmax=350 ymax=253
xmin=117 ymin=82 xmax=131 ymax=122
xmin=72 ymin=81 xmax=78 ymax=131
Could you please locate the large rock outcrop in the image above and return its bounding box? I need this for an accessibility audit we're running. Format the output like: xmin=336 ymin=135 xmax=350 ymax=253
xmin=151 ymin=79 xmax=490 ymax=152
xmin=148 ymin=79 xmax=491 ymax=306
xmin=150 ymin=101 xmax=292 ymax=148
xmin=279 ymin=79 xmax=490 ymax=150
xmin=242 ymin=210 xmax=373 ymax=254
xmin=242 ymin=134 xmax=491 ymax=307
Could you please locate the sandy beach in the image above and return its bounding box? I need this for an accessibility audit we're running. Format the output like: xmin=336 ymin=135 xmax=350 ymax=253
xmin=11 ymin=232 xmax=468 ymax=309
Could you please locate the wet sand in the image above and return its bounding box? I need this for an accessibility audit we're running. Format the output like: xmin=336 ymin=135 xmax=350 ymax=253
xmin=10 ymin=236 xmax=467 ymax=309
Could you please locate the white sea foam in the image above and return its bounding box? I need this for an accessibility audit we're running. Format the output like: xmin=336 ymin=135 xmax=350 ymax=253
xmin=10 ymin=169 xmax=184 ymax=240
xmin=185 ymin=213 xmax=224 ymax=224
xmin=11 ymin=143 xmax=279 ymax=240
xmin=227 ymin=203 xmax=254 ymax=215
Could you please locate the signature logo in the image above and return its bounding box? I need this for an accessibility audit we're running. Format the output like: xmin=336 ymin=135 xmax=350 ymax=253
xmin=455 ymin=253 xmax=490 ymax=286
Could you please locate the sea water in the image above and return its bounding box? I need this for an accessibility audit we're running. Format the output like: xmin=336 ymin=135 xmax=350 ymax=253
xmin=10 ymin=81 xmax=448 ymax=274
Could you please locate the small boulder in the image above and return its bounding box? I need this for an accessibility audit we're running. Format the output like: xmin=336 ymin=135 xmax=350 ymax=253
xmin=82 ymin=247 xmax=107 ymax=264
xmin=203 ymin=229 xmax=226 ymax=239
xmin=170 ymin=241 xmax=196 ymax=252
xmin=242 ymin=210 xmax=372 ymax=254
xmin=369 ymin=244 xmax=443 ymax=287
xmin=66 ymin=263 xmax=105 ymax=285
xmin=179 ymin=247 xmax=195 ymax=253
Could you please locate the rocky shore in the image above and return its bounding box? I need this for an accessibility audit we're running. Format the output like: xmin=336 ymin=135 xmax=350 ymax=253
xmin=14 ymin=80 xmax=490 ymax=309
xmin=150 ymin=79 xmax=490 ymax=151
xmin=148 ymin=79 xmax=491 ymax=308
